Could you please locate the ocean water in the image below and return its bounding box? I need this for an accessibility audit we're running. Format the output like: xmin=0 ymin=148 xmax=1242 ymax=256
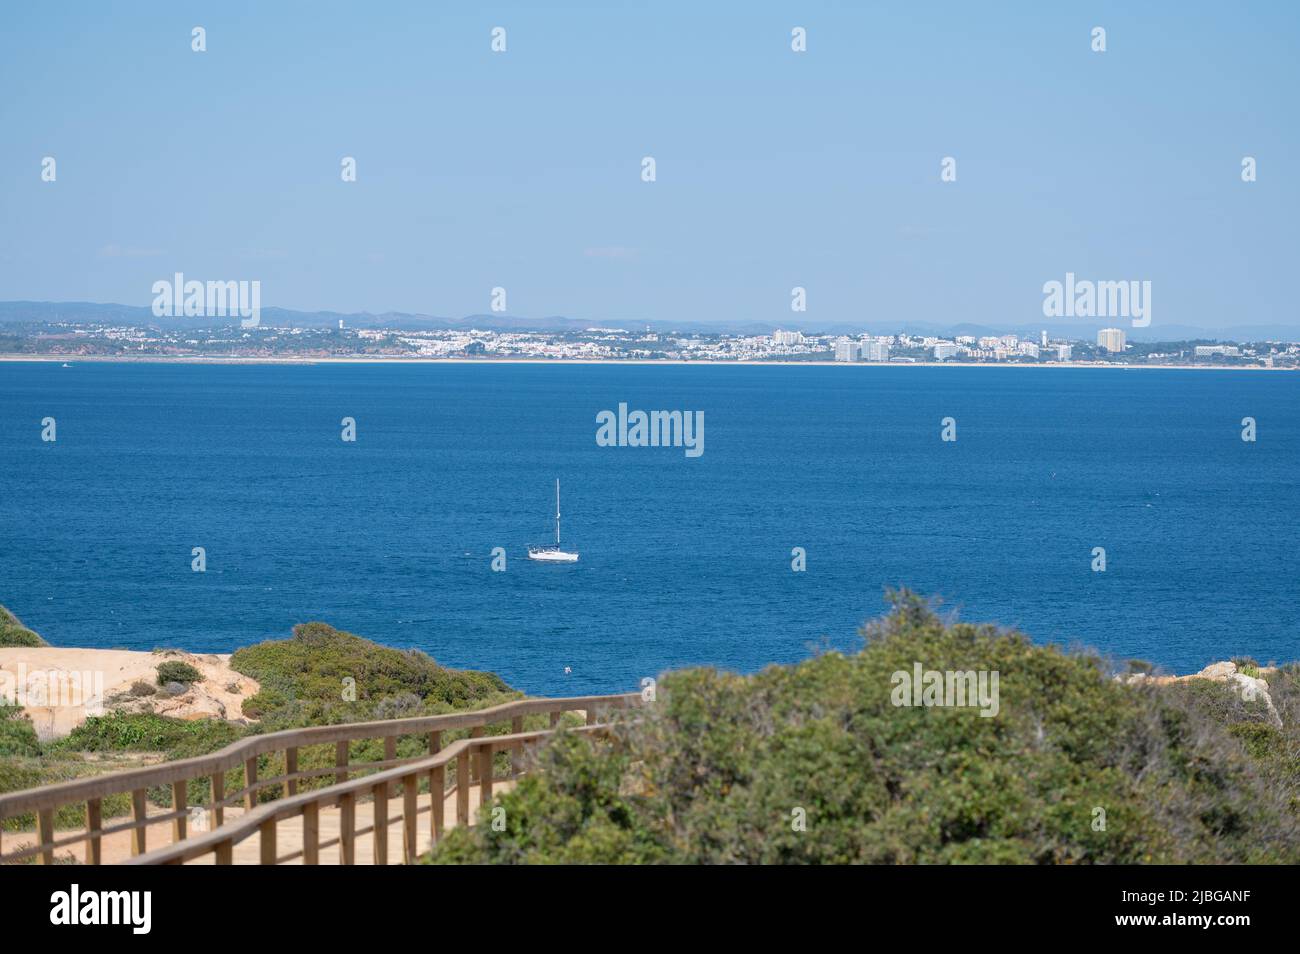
xmin=1 ymin=361 xmax=1296 ymax=695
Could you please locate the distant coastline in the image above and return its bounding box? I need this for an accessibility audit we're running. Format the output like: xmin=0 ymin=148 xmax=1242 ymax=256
xmin=1 ymin=354 xmax=1292 ymax=370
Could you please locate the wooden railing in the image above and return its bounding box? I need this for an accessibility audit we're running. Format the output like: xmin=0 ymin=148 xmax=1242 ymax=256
xmin=0 ymin=692 xmax=639 ymax=865
xmin=127 ymin=724 xmax=610 ymax=865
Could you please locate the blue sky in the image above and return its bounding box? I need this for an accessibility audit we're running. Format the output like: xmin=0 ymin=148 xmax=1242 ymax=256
xmin=2 ymin=1 xmax=1296 ymax=331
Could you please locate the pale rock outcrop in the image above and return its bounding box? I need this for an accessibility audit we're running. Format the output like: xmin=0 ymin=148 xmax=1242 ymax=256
xmin=0 ymin=646 xmax=259 ymax=739
xmin=1115 ymin=659 xmax=1282 ymax=728
xmin=108 ymin=650 xmax=256 ymax=725
xmin=1227 ymin=672 xmax=1282 ymax=727
xmin=1198 ymin=661 xmax=1238 ymax=680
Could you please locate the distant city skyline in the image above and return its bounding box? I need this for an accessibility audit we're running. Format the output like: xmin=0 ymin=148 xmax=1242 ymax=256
xmin=5 ymin=312 xmax=1296 ymax=367
xmin=0 ymin=298 xmax=1294 ymax=345
xmin=2 ymin=2 xmax=1297 ymax=331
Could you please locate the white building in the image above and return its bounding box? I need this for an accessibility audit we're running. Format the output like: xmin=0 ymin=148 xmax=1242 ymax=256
xmin=834 ymin=339 xmax=860 ymax=362
xmin=1194 ymin=345 xmax=1241 ymax=358
xmin=772 ymin=329 xmax=804 ymax=346
xmin=934 ymin=343 xmax=960 ymax=360
xmin=1056 ymin=343 xmax=1073 ymax=361
xmin=1097 ymin=328 xmax=1127 ymax=352
xmin=864 ymin=340 xmax=891 ymax=362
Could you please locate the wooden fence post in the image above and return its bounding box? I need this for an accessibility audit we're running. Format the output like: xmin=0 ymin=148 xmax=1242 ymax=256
xmin=384 ymin=736 xmax=397 ymax=797
xmin=478 ymin=744 xmax=494 ymax=806
xmin=456 ymin=753 xmax=470 ymax=826
xmin=510 ymin=717 xmax=524 ymax=775
xmin=210 ymin=773 xmax=225 ymax=827
xmin=172 ymin=780 xmax=188 ymax=842
xmin=430 ymin=764 xmax=445 ymax=841
xmin=85 ymin=798 xmax=102 ymax=865
xmin=259 ymin=818 xmax=277 ymax=865
xmin=130 ymin=788 xmax=148 ymax=856
xmin=244 ymin=757 xmax=259 ymax=810
xmin=285 ymin=747 xmax=299 ymax=796
xmin=303 ymin=802 xmax=320 ymax=865
xmin=339 ymin=792 xmax=356 ymax=865
xmin=402 ymin=773 xmax=419 ymax=863
xmin=468 ymin=726 xmax=484 ymax=781
xmin=335 ymin=740 xmax=349 ymax=784
xmin=36 ymin=809 xmax=54 ymax=865
xmin=373 ymin=783 xmax=388 ymax=865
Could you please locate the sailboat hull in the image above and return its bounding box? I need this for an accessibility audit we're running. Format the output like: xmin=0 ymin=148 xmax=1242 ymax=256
xmin=528 ymin=548 xmax=579 ymax=563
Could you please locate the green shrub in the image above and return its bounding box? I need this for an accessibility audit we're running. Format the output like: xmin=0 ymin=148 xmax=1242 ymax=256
xmin=0 ymin=704 xmax=41 ymax=758
xmin=429 ymin=591 xmax=1300 ymax=865
xmin=155 ymin=661 xmax=202 ymax=686
xmin=231 ymin=622 xmax=516 ymax=727
xmin=49 ymin=711 xmax=242 ymax=755
xmin=1230 ymin=656 xmax=1262 ymax=677
xmin=0 ymin=604 xmax=45 ymax=648
xmin=1229 ymin=667 xmax=1300 ymax=815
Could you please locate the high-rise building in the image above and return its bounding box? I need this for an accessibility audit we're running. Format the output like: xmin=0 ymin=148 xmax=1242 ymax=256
xmin=1041 ymin=330 xmax=1048 ymax=346
xmin=834 ymin=339 xmax=859 ymax=362
xmin=1097 ymin=328 xmax=1127 ymax=352
xmin=933 ymin=343 xmax=960 ymax=360
xmin=1056 ymin=343 xmax=1073 ymax=361
xmin=773 ymin=329 xmax=804 ymax=346
xmin=865 ymin=340 xmax=891 ymax=362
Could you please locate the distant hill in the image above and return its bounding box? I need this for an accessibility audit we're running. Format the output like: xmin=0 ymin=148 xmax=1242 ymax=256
xmin=0 ymin=300 xmax=1295 ymax=343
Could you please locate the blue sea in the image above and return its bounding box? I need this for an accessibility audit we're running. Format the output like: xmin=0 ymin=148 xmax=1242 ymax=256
xmin=1 ymin=362 xmax=1296 ymax=695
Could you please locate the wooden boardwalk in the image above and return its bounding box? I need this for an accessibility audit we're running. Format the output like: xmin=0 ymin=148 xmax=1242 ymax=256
xmin=1 ymin=693 xmax=638 ymax=865
xmin=6 ymin=782 xmax=510 ymax=866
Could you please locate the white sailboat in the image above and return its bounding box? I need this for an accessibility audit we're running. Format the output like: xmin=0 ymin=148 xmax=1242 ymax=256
xmin=528 ymin=479 xmax=579 ymax=562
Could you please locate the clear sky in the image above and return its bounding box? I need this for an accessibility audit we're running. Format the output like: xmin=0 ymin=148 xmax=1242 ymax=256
xmin=2 ymin=1 xmax=1296 ymax=331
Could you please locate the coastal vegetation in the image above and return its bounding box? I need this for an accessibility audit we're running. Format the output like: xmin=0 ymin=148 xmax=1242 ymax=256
xmin=0 ymin=605 xmax=45 ymax=648
xmin=229 ymin=621 xmax=513 ymax=729
xmin=428 ymin=592 xmax=1300 ymax=865
xmin=6 ymin=597 xmax=1298 ymax=864
xmin=1 ymin=617 xmax=518 ymax=836
xmin=155 ymin=661 xmax=202 ymax=687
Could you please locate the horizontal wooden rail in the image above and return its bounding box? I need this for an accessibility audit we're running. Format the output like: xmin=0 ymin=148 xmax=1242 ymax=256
xmin=123 ymin=724 xmax=612 ymax=865
xmin=0 ymin=692 xmax=639 ymax=865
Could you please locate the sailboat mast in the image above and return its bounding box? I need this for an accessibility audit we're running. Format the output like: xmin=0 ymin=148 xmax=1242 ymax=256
xmin=555 ymin=478 xmax=561 ymax=546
